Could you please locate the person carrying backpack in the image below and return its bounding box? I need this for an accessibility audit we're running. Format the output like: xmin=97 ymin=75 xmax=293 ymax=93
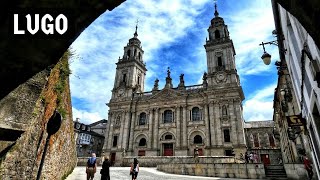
xmin=86 ymin=153 xmax=97 ymax=180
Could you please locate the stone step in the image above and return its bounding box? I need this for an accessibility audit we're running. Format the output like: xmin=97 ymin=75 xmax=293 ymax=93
xmin=265 ymin=165 xmax=286 ymax=169
xmin=266 ymin=169 xmax=287 ymax=173
xmin=266 ymin=177 xmax=287 ymax=179
xmin=265 ymin=165 xmax=287 ymax=178
xmin=266 ymin=173 xmax=287 ymax=176
xmin=266 ymin=171 xmax=286 ymax=173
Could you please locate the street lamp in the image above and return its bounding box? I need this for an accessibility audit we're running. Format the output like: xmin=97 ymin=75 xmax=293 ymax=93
xmin=259 ymin=30 xmax=286 ymax=65
xmin=259 ymin=40 xmax=278 ymax=65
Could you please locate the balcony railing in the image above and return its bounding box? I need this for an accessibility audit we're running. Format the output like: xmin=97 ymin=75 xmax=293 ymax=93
xmin=186 ymin=84 xmax=203 ymax=90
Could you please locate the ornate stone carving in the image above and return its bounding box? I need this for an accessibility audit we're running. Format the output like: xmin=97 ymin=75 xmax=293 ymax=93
xmin=220 ymin=115 xmax=230 ymax=122
xmin=150 ymin=88 xmax=181 ymax=100
xmin=164 ymin=67 xmax=173 ymax=88
xmin=202 ymin=72 xmax=208 ymax=88
xmin=152 ymin=78 xmax=159 ymax=91
xmin=178 ymin=74 xmax=185 ymax=89
xmin=215 ymin=71 xmax=227 ymax=83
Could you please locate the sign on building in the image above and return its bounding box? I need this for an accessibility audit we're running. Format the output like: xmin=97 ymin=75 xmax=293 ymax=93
xmin=286 ymin=114 xmax=306 ymax=127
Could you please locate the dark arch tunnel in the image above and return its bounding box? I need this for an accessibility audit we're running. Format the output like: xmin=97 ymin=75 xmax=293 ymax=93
xmin=0 ymin=0 xmax=125 ymax=99
xmin=0 ymin=0 xmax=319 ymax=100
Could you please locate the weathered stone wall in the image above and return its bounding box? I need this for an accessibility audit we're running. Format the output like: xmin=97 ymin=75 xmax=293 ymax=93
xmin=0 ymin=69 xmax=49 ymax=131
xmin=122 ymin=156 xmax=240 ymax=167
xmin=244 ymin=121 xmax=281 ymax=149
xmin=0 ymin=51 xmax=77 ymax=179
xmin=157 ymin=163 xmax=266 ymax=179
xmin=284 ymin=164 xmax=309 ymax=180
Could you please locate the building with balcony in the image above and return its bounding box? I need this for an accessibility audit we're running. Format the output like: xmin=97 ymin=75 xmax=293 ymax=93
xmin=74 ymin=119 xmax=105 ymax=157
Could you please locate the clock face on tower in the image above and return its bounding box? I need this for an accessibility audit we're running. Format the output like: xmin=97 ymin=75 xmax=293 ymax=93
xmin=118 ymin=88 xmax=125 ymax=97
xmin=216 ymin=72 xmax=226 ymax=82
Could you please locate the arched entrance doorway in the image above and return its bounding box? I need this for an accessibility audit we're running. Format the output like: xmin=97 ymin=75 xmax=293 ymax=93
xmin=161 ymin=133 xmax=175 ymax=156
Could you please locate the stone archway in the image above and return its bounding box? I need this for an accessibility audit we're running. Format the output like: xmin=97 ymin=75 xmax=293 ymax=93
xmin=159 ymin=132 xmax=176 ymax=156
xmin=188 ymin=130 xmax=206 ymax=156
xmin=0 ymin=1 xmax=125 ymax=179
xmin=0 ymin=0 xmax=125 ymax=99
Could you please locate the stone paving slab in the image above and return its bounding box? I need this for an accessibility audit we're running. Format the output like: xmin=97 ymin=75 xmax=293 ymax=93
xmin=66 ymin=166 xmax=259 ymax=180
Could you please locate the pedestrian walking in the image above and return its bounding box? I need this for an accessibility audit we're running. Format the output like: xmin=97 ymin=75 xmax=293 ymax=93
xmin=100 ymin=156 xmax=111 ymax=180
xmin=302 ymin=153 xmax=313 ymax=180
xmin=130 ymin=158 xmax=139 ymax=180
xmin=86 ymin=153 xmax=97 ymax=180
xmin=253 ymin=152 xmax=258 ymax=163
xmin=245 ymin=152 xmax=249 ymax=163
xmin=277 ymin=156 xmax=283 ymax=165
xmin=249 ymin=152 xmax=253 ymax=163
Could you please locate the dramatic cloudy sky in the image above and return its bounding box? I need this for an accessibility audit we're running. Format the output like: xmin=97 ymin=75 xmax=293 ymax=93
xmin=70 ymin=0 xmax=279 ymax=124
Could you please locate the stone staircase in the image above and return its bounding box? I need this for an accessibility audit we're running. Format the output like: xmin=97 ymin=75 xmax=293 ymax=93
xmin=265 ymin=165 xmax=287 ymax=179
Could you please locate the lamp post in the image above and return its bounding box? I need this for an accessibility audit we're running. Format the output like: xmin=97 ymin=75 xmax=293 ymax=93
xmin=259 ymin=30 xmax=286 ymax=65
xmin=259 ymin=41 xmax=276 ymax=65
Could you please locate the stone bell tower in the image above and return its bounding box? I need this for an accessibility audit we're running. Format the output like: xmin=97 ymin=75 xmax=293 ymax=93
xmin=204 ymin=2 xmax=246 ymax=156
xmin=204 ymin=3 xmax=241 ymax=88
xmin=111 ymin=25 xmax=147 ymax=99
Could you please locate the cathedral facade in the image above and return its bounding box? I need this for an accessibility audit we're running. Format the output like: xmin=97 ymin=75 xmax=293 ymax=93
xmin=103 ymin=5 xmax=247 ymax=165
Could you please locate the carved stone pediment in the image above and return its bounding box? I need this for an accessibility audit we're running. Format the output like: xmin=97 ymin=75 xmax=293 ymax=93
xmin=149 ymin=88 xmax=183 ymax=100
xmin=220 ymin=115 xmax=230 ymax=122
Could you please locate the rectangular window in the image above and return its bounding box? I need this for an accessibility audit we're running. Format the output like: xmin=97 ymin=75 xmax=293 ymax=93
xmin=218 ymin=57 xmax=223 ymax=66
xmin=113 ymin=136 xmax=118 ymax=147
xmin=164 ymin=110 xmax=173 ymax=123
xmin=304 ymin=71 xmax=312 ymax=97
xmin=269 ymin=134 xmax=275 ymax=148
xmin=123 ymin=74 xmax=127 ymax=82
xmin=224 ymin=129 xmax=230 ymax=142
xmin=137 ymin=76 xmax=140 ymax=85
xmin=254 ymin=134 xmax=259 ymax=147
xmin=225 ymin=150 xmax=233 ymax=156
xmin=288 ymin=24 xmax=301 ymax=66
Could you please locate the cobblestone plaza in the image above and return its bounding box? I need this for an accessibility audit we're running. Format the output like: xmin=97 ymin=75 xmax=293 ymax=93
xmin=66 ymin=167 xmax=257 ymax=180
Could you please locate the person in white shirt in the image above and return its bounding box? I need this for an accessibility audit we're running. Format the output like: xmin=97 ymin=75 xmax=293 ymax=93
xmin=130 ymin=158 xmax=139 ymax=180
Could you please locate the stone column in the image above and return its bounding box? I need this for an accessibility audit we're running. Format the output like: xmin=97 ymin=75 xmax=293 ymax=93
xmin=107 ymin=112 xmax=114 ymax=149
xmin=122 ymin=111 xmax=131 ymax=150
xmin=176 ymin=106 xmax=181 ymax=148
xmin=148 ymin=109 xmax=153 ymax=149
xmin=182 ymin=105 xmax=187 ymax=147
xmin=209 ymin=102 xmax=216 ymax=146
xmin=119 ymin=111 xmax=125 ymax=149
xmin=153 ymin=108 xmax=159 ymax=149
xmin=227 ymin=101 xmax=236 ymax=145
xmin=204 ymin=104 xmax=211 ymax=146
xmin=104 ymin=112 xmax=112 ymax=150
xmin=128 ymin=112 xmax=136 ymax=151
xmin=215 ymin=102 xmax=222 ymax=146
xmin=235 ymin=99 xmax=245 ymax=145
